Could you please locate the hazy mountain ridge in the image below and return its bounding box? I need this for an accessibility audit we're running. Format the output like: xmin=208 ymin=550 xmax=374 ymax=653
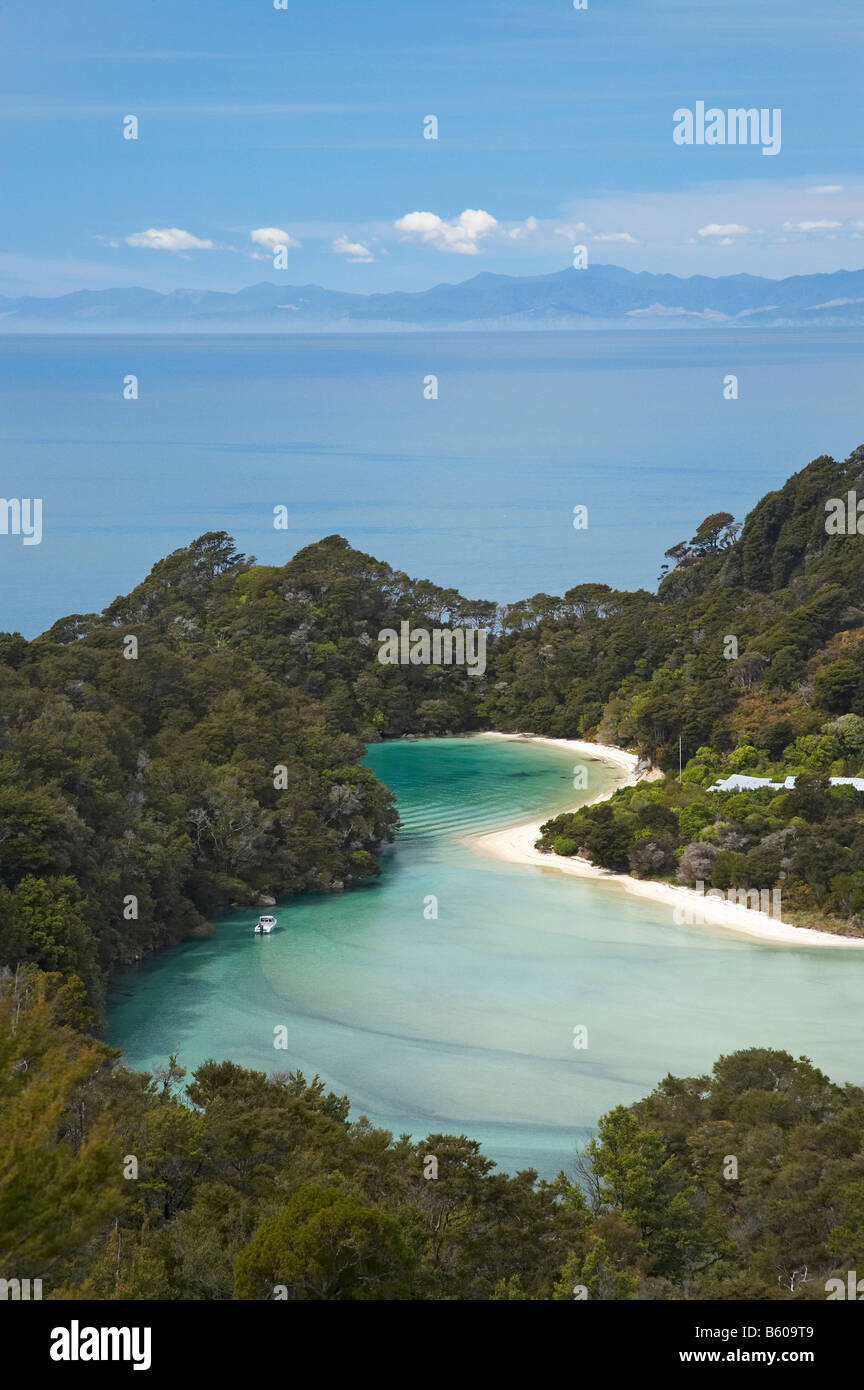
xmin=5 ymin=264 xmax=864 ymax=331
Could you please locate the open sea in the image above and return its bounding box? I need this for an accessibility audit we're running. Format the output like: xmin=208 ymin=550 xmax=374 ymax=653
xmin=2 ymin=328 xmax=864 ymax=636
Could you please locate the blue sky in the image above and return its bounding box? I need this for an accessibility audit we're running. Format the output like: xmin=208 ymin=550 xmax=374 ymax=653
xmin=1 ymin=0 xmax=863 ymax=296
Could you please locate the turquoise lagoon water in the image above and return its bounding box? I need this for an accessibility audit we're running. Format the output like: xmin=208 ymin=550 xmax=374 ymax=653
xmin=106 ymin=736 xmax=864 ymax=1178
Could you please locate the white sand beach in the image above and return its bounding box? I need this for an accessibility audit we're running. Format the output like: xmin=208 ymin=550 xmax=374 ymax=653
xmin=471 ymin=732 xmax=864 ymax=951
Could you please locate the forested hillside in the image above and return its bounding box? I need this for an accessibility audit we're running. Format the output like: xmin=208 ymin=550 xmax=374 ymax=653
xmin=2 ymin=969 xmax=861 ymax=1301
xmin=483 ymin=443 xmax=864 ymax=762
xmin=0 ymin=532 xmax=492 ymax=1000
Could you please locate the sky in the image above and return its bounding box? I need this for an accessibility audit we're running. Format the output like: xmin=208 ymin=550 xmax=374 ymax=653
xmin=1 ymin=0 xmax=863 ymax=297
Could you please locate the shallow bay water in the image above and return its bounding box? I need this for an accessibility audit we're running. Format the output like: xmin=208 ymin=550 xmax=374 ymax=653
xmin=105 ymin=736 xmax=864 ymax=1177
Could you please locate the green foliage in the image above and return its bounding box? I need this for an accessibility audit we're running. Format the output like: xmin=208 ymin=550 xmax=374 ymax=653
xmin=4 ymin=977 xmax=856 ymax=1302
xmin=233 ymin=1185 xmax=413 ymax=1300
xmin=10 ymin=877 xmax=97 ymax=980
xmin=484 ymin=446 xmax=864 ymax=782
xmin=0 ymin=532 xmax=507 ymax=995
xmin=0 ymin=968 xmax=126 ymax=1272
xmin=711 ymin=850 xmax=749 ymax=891
xmin=539 ymin=769 xmax=864 ymax=934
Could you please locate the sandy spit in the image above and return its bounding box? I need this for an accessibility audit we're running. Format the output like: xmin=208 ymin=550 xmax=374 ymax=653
xmin=469 ymin=732 xmax=864 ymax=951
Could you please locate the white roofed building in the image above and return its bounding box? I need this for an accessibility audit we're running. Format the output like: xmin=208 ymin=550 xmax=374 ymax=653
xmin=708 ymin=774 xmax=864 ymax=793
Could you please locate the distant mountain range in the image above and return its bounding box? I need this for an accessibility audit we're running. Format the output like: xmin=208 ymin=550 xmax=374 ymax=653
xmin=4 ymin=264 xmax=864 ymax=331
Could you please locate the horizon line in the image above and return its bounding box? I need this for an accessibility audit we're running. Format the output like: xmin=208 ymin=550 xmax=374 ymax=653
xmin=6 ymin=260 xmax=864 ymax=306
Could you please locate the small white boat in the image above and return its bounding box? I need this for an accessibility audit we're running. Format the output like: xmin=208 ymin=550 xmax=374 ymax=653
xmin=254 ymin=915 xmax=277 ymax=935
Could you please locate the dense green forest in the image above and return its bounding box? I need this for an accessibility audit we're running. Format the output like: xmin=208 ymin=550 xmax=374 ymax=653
xmin=4 ymin=445 xmax=864 ymax=1300
xmin=0 ymin=530 xmax=496 ymax=1002
xmin=2 ymin=968 xmax=862 ymax=1300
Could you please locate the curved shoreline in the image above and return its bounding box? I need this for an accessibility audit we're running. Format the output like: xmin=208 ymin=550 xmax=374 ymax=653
xmin=470 ymin=732 xmax=864 ymax=951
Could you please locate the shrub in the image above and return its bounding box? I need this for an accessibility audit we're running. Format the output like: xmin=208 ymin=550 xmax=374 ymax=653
xmin=712 ymin=850 xmax=749 ymax=891
xmin=629 ymin=839 xmax=677 ymax=879
xmin=677 ymin=840 xmax=718 ymax=887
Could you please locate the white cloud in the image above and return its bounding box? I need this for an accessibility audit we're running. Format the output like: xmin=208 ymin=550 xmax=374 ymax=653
xmin=697 ymin=223 xmax=752 ymax=238
xmin=627 ymin=304 xmax=729 ymax=320
xmin=545 ymin=181 xmax=864 ymax=276
xmin=555 ymin=222 xmax=639 ymax=244
xmin=125 ymin=227 xmax=214 ymax=251
xmin=333 ymin=235 xmax=374 ymax=262
xmin=394 ymin=208 xmax=498 ymax=255
xmin=250 ymin=227 xmax=301 ymax=250
xmin=784 ymin=219 xmax=842 ymax=231
xmin=807 ymin=184 xmax=844 ymax=194
xmin=736 ymin=304 xmax=780 ymax=317
xmin=806 ymin=297 xmax=864 ymax=309
xmin=508 ymin=216 xmax=539 ymax=240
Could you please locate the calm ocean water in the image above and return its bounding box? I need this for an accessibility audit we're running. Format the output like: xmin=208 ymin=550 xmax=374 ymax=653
xmin=2 ymin=330 xmax=864 ymax=636
xmin=106 ymin=737 xmax=864 ymax=1178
